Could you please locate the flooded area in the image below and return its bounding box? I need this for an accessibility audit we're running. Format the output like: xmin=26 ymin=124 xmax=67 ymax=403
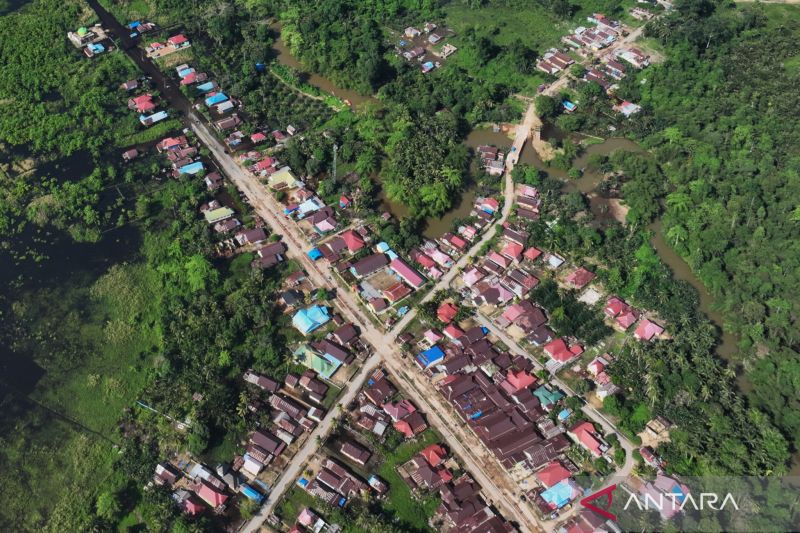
xmin=379 ymin=127 xmax=512 ymax=239
xmin=269 ymin=27 xmax=379 ymax=108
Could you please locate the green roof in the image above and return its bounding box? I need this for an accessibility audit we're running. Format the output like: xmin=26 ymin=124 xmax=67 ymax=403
xmin=293 ymin=344 xmax=340 ymax=380
xmin=77 ymin=27 xmax=88 ymax=36
xmin=534 ymin=385 xmax=565 ymax=407
xmin=203 ymin=206 xmax=234 ymax=223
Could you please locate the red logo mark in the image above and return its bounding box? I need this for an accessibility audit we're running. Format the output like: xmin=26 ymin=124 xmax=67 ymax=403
xmin=580 ymin=484 xmax=617 ymax=521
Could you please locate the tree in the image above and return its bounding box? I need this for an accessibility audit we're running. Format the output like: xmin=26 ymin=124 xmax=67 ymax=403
xmin=95 ymin=491 xmax=121 ymax=521
xmin=535 ymin=95 xmax=559 ymax=120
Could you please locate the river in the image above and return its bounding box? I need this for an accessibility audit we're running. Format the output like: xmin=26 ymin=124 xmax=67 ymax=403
xmin=269 ymin=26 xmax=379 ymax=108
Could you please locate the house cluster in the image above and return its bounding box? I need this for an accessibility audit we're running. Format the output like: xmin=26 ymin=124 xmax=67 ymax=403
xmin=581 ymin=46 xmax=650 ymax=117
xmin=298 ymin=456 xmax=368 ymax=508
xmin=536 ymin=49 xmax=575 ymax=75
xmin=152 ymin=457 xmax=268 ymax=518
xmin=126 ymin=20 xmax=157 ymax=38
xmin=126 ymin=87 xmax=168 ymax=126
xmin=286 ymin=507 xmax=343 ymax=533
xmin=402 ymin=310 xmax=597 ymax=493
xmin=293 ymin=317 xmax=367 ymax=384
xmin=630 ymin=6 xmax=656 ymax=20
xmin=399 ymin=443 xmax=516 ymax=532
xmin=161 ymin=132 xmax=283 ymax=264
xmin=353 ymin=368 xmax=429 ymax=439
xmin=67 ymin=24 xmax=111 ymax=57
xmin=397 ymin=22 xmax=457 ymax=73
xmin=477 ymin=144 xmax=506 ymax=177
xmin=604 ymin=295 xmax=664 ymax=341
xmin=459 ymin=214 xmax=542 ymax=311
xmin=240 ymin=371 xmax=327 ymax=475
xmin=145 ymin=33 xmax=191 ymax=58
xmin=308 ymin=223 xmax=427 ymax=317
xmin=556 ymin=507 xmax=621 ymax=533
xmin=561 ymin=14 xmax=624 ymax=54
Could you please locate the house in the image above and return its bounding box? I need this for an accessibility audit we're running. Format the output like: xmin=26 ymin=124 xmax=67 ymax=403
xmin=618 ymin=47 xmax=651 ymax=68
xmin=281 ymin=289 xmax=304 ymax=308
xmin=292 ymin=305 xmax=330 ymax=335
xmin=193 ymin=480 xmax=228 ymax=509
xmin=154 ymin=462 xmax=181 ymax=487
xmin=443 ymin=324 xmax=465 ymax=341
xmin=437 ymin=302 xmax=458 ymax=324
xmin=340 ymin=229 xmax=365 ymax=253
xmin=364 ymin=377 xmax=396 ymax=406
xmin=250 ymin=429 xmax=287 ymax=457
xmin=500 ymin=369 xmax=537 ymax=395
xmin=501 ymin=242 xmax=524 ymax=263
xmin=403 ymin=46 xmax=425 ymax=60
xmin=417 ymin=345 xmax=445 ymax=369
xmin=215 ymin=115 xmax=241 ymax=131
xmin=332 ymin=323 xmax=358 ymax=346
xmin=369 ymin=297 xmax=388 ymax=313
xmin=168 ymin=34 xmax=190 ymax=47
xmin=250 ymin=132 xmax=267 ymax=144
xmin=383 ymin=399 xmax=417 ymax=422
xmin=128 ymin=94 xmax=156 ymax=113
xmin=565 ymin=267 xmax=596 ymax=289
xmin=394 ymin=411 xmax=427 ymax=438
xmin=604 ymin=296 xmax=627 ymax=318
xmin=487 ymin=251 xmax=510 ymax=270
xmin=340 ymin=441 xmax=371 ymax=465
xmin=587 ymin=356 xmax=609 ymax=377
xmin=235 ymin=228 xmax=267 ymax=246
xmin=420 ymin=444 xmax=447 ymax=467
xmin=568 ymin=421 xmax=604 ymax=457
xmin=122 ymin=149 xmax=139 ymax=161
xmin=616 ymin=307 xmax=640 ymax=330
xmin=350 ymin=253 xmax=388 ymax=277
xmin=404 ymin=26 xmax=421 ymax=38
xmin=524 ymin=247 xmax=543 ymax=262
xmin=614 ymin=100 xmax=643 ymax=117
xmin=543 ymin=338 xmax=583 ymax=363
xmin=383 ymin=282 xmax=412 ymax=303
xmin=389 ymin=258 xmax=425 ymax=288
xmin=635 ymin=319 xmax=664 ymax=341
xmin=313 ymin=339 xmax=354 ymax=366
xmin=121 ymin=79 xmax=138 ymax=91
xmin=243 ymin=371 xmax=280 ymax=393
xmin=213 ymin=218 xmax=240 ymax=234
xmin=602 ymin=59 xmax=627 ymax=80
xmin=286 ymin=270 xmax=306 ymax=287
xmin=535 ymin=461 xmax=571 ymax=488
xmin=267 ymin=167 xmax=299 ymax=189
xmin=476 ymin=197 xmax=500 ymax=214
xmin=462 ymin=266 xmax=486 ymax=287
xmin=544 ymin=253 xmax=565 ymax=269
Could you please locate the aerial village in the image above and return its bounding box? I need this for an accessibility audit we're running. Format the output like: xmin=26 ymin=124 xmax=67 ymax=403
xmin=83 ymin=6 xmax=698 ymax=532
xmin=536 ymin=12 xmax=652 ymax=117
xmin=395 ymin=22 xmax=458 ymax=74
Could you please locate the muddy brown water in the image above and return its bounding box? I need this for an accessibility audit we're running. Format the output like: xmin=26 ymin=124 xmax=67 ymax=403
xmin=270 ymin=27 xmax=379 ymax=108
xmin=378 ymin=127 xmax=513 ymax=239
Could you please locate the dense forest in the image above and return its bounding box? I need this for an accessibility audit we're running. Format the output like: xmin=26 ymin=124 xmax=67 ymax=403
xmin=606 ymin=0 xmax=800 ymax=452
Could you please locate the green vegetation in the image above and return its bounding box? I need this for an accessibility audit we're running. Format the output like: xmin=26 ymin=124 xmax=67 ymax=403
xmin=531 ymin=279 xmax=611 ymax=344
xmin=590 ymin=1 xmax=800 ymax=461
xmin=513 ymin=159 xmax=789 ymax=475
xmin=275 ymin=428 xmax=440 ymax=532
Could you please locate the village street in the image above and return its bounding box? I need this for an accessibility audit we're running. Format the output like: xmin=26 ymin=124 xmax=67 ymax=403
xmin=191 ymin=117 xmax=546 ymax=533
xmin=134 ymin=15 xmax=648 ymax=528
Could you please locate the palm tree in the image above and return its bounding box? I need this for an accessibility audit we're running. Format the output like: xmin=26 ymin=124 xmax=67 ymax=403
xmin=667 ymin=224 xmax=688 ymax=246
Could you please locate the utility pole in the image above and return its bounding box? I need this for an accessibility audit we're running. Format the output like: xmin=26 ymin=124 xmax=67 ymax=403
xmin=332 ymin=143 xmax=338 ymax=181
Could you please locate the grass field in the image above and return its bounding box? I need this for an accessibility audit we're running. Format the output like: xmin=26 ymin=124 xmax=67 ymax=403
xmin=274 ymin=428 xmax=442 ymax=531
xmin=443 ymin=2 xmax=567 ymax=94
xmin=1 ymin=260 xmax=162 ymax=530
xmin=374 ymin=429 xmax=441 ymax=531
